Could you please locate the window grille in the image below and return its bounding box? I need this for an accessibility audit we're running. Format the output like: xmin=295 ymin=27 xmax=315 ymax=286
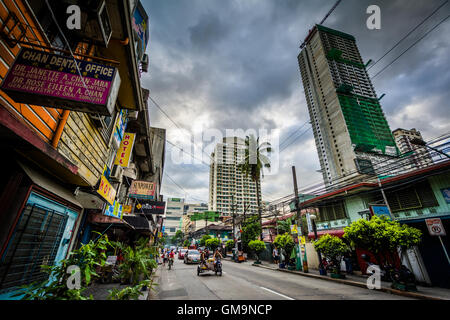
xmin=0 ymin=204 xmax=68 ymax=291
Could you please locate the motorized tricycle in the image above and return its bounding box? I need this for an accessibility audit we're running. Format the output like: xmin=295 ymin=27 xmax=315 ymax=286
xmin=197 ymin=257 xmax=222 ymax=276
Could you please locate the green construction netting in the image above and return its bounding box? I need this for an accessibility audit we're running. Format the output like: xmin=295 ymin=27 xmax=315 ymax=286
xmin=338 ymin=93 xmax=398 ymax=156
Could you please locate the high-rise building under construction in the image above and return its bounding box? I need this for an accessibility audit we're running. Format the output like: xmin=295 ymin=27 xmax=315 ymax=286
xmin=298 ymin=25 xmax=399 ymax=187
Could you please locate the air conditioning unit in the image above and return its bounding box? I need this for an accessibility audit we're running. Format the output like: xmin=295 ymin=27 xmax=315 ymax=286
xmin=65 ymin=0 xmax=112 ymax=47
xmin=128 ymin=111 xmax=139 ymax=121
xmin=141 ymin=54 xmax=149 ymax=73
xmin=110 ymin=164 xmax=124 ymax=182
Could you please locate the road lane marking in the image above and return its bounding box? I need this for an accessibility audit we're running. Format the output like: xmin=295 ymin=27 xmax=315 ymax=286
xmin=260 ymin=286 xmax=295 ymax=300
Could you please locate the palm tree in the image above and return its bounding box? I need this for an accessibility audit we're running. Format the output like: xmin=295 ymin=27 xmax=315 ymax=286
xmin=238 ymin=134 xmax=271 ymax=240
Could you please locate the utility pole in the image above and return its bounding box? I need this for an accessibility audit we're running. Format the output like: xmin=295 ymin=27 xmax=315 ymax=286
xmin=292 ymin=166 xmax=308 ymax=272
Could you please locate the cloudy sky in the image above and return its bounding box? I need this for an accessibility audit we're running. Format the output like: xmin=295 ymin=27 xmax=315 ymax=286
xmin=139 ymin=0 xmax=450 ymax=204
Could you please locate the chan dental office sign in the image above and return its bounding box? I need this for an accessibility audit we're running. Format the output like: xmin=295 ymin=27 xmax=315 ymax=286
xmin=0 ymin=48 xmax=120 ymax=116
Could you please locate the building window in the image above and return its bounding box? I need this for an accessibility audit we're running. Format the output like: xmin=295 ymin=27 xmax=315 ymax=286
xmin=386 ymin=180 xmax=438 ymax=212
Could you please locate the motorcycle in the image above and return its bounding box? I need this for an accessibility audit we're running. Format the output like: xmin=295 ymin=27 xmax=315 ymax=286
xmin=197 ymin=257 xmax=222 ymax=276
xmin=168 ymin=257 xmax=174 ymax=270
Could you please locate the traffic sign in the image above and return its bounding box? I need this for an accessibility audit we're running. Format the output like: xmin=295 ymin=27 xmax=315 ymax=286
xmin=426 ymin=218 xmax=446 ymax=236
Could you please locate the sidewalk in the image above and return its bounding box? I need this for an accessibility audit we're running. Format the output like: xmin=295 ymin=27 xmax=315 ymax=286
xmin=227 ymin=257 xmax=450 ymax=300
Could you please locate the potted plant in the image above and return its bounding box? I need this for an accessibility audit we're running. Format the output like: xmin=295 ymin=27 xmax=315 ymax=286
xmin=273 ymin=233 xmax=294 ymax=269
xmin=248 ymin=240 xmax=266 ymax=265
xmin=314 ymin=234 xmax=349 ymax=279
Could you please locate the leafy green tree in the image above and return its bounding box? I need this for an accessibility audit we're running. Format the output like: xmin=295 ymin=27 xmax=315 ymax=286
xmin=199 ymin=235 xmax=212 ymax=247
xmin=273 ymin=233 xmax=295 ymax=266
xmin=238 ymin=134 xmax=271 ymax=240
xmin=241 ymin=215 xmax=262 ymax=253
xmin=248 ymin=240 xmax=266 ymax=263
xmin=276 ymin=217 xmax=293 ymax=235
xmin=343 ymin=215 xmax=422 ymax=266
xmin=183 ymin=239 xmax=190 ymax=247
xmin=225 ymin=240 xmax=235 ymax=251
xmin=205 ymin=238 xmax=221 ymax=251
xmin=314 ymin=234 xmax=349 ymax=274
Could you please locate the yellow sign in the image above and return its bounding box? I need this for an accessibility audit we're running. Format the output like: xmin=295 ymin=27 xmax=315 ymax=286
xmin=97 ymin=175 xmax=116 ymax=205
xmin=114 ymin=132 xmax=135 ymax=167
xmin=290 ymin=224 xmax=298 ymax=234
xmin=300 ymin=236 xmax=306 ymax=245
xmin=122 ymin=205 xmax=132 ymax=214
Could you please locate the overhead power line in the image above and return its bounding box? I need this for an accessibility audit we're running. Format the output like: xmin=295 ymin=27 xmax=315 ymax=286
xmin=372 ymin=13 xmax=450 ymax=79
xmin=367 ymin=0 xmax=448 ymax=71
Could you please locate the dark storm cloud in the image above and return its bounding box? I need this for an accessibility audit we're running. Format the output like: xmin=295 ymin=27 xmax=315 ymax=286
xmin=140 ymin=0 xmax=450 ymax=201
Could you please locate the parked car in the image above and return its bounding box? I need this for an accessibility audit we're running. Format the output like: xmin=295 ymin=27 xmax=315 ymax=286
xmin=184 ymin=249 xmax=201 ymax=264
xmin=178 ymin=248 xmax=188 ymax=260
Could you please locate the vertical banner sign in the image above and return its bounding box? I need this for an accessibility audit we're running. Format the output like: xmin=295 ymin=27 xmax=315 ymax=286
xmin=291 ymin=224 xmax=303 ymax=271
xmin=114 ymin=132 xmax=135 ymax=167
xmin=97 ymin=175 xmax=116 ymax=205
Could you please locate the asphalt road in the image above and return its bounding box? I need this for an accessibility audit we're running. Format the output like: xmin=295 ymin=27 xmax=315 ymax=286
xmin=154 ymin=258 xmax=414 ymax=300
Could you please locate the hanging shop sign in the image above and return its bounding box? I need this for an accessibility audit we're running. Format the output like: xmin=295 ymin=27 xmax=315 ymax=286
xmin=122 ymin=205 xmax=133 ymax=214
xmin=128 ymin=180 xmax=155 ymax=199
xmin=97 ymin=175 xmax=116 ymax=205
xmin=132 ymin=1 xmax=149 ymax=60
xmin=369 ymin=205 xmax=392 ymax=220
xmin=104 ymin=200 xmax=123 ymax=220
xmin=114 ymin=132 xmax=135 ymax=167
xmin=0 ymin=48 xmax=120 ymax=116
xmin=135 ymin=200 xmax=166 ymax=215
xmin=113 ymin=109 xmax=129 ymax=147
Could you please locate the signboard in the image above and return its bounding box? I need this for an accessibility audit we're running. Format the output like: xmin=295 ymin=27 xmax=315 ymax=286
xmin=104 ymin=200 xmax=123 ymax=220
xmin=426 ymin=218 xmax=446 ymax=236
xmin=114 ymin=132 xmax=135 ymax=167
xmin=0 ymin=48 xmax=120 ymax=116
xmin=370 ymin=205 xmax=392 ymax=220
xmin=97 ymin=175 xmax=116 ymax=205
xmin=290 ymin=224 xmax=298 ymax=235
xmin=128 ymin=180 xmax=155 ymax=199
xmin=306 ymin=213 xmax=313 ymax=234
xmin=135 ymin=200 xmax=166 ymax=215
xmin=132 ymin=1 xmax=149 ymax=60
xmin=113 ymin=109 xmax=128 ymax=147
xmin=441 ymin=188 xmax=450 ymax=204
xmin=122 ymin=205 xmax=133 ymax=214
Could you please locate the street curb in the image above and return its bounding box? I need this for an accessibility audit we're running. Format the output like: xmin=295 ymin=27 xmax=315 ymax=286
xmin=252 ymin=264 xmax=445 ymax=300
xmin=147 ymin=265 xmax=163 ymax=300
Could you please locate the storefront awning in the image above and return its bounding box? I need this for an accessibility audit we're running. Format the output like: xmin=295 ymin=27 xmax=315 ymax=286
xmin=123 ymin=215 xmax=151 ymax=231
xmin=18 ymin=160 xmax=82 ymax=209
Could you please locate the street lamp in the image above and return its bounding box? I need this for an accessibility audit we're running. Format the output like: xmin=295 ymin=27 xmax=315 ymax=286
xmin=410 ymin=137 xmax=450 ymax=159
xmin=309 ymin=214 xmax=326 ymax=275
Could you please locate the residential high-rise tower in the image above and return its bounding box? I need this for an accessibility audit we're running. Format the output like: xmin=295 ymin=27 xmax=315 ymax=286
xmin=208 ymin=137 xmax=260 ymax=216
xmin=298 ymin=25 xmax=398 ymax=187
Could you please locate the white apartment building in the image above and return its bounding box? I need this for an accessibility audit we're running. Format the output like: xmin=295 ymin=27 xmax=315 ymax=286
xmin=393 ymin=128 xmax=433 ymax=170
xmin=163 ymin=197 xmax=184 ymax=237
xmin=208 ymin=137 xmax=260 ymax=216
